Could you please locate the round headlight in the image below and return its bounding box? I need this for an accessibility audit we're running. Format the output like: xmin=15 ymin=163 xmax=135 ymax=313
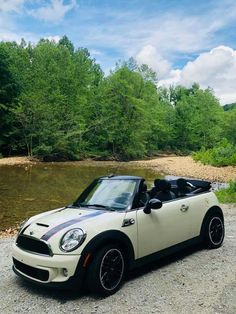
xmin=60 ymin=228 xmax=86 ymax=252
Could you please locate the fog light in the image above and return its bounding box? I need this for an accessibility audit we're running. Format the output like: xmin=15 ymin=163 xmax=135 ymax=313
xmin=63 ymin=268 xmax=68 ymax=277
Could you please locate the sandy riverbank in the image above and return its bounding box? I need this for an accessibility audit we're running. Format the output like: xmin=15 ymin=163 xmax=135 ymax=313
xmin=132 ymin=156 xmax=236 ymax=182
xmin=0 ymin=155 xmax=235 ymax=182
xmin=0 ymin=156 xmax=37 ymax=166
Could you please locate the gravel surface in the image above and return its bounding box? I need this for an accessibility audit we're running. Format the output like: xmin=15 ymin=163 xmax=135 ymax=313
xmin=0 ymin=204 xmax=235 ymax=314
xmin=132 ymin=156 xmax=236 ymax=182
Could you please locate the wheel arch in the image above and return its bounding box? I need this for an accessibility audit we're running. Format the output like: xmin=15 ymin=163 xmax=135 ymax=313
xmin=200 ymin=205 xmax=224 ymax=238
xmin=80 ymin=230 xmax=135 ymax=270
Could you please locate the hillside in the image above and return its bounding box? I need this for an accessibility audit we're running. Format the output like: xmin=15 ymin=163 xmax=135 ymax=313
xmin=224 ymin=103 xmax=236 ymax=111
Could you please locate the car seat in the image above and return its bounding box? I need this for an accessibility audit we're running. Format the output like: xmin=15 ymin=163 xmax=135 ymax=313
xmin=139 ymin=183 xmax=150 ymax=206
xmin=176 ymin=178 xmax=192 ymax=197
xmin=155 ymin=179 xmax=175 ymax=202
xmin=149 ymin=179 xmax=161 ymax=198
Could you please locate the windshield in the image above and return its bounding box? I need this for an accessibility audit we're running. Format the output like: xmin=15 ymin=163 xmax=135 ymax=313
xmin=77 ymin=179 xmax=137 ymax=210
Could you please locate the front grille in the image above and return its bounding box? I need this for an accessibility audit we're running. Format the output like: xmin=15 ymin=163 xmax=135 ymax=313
xmin=16 ymin=234 xmax=52 ymax=256
xmin=13 ymin=258 xmax=49 ymax=281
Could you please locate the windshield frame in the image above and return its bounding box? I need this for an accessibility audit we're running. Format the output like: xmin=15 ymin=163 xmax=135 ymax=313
xmin=74 ymin=178 xmax=141 ymax=211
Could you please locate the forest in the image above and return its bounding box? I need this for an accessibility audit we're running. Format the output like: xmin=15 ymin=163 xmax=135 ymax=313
xmin=0 ymin=36 xmax=236 ymax=165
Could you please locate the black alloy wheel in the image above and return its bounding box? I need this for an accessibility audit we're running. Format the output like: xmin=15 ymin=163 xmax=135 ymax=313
xmin=205 ymin=215 xmax=224 ymax=249
xmin=87 ymin=245 xmax=125 ymax=296
xmin=99 ymin=248 xmax=124 ymax=291
xmin=209 ymin=217 xmax=224 ymax=245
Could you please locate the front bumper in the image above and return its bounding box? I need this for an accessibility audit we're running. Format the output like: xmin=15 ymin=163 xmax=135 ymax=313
xmin=12 ymin=243 xmax=80 ymax=285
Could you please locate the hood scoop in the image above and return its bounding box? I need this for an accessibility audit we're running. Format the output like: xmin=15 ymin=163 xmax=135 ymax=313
xmin=36 ymin=223 xmax=49 ymax=227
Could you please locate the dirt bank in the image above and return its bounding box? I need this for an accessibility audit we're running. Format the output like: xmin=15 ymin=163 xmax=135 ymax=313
xmin=132 ymin=156 xmax=236 ymax=182
xmin=0 ymin=156 xmax=235 ymax=182
xmin=0 ymin=156 xmax=36 ymax=166
xmin=0 ymin=204 xmax=235 ymax=314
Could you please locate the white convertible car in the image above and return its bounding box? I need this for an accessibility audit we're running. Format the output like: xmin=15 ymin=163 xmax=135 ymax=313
xmin=12 ymin=175 xmax=224 ymax=296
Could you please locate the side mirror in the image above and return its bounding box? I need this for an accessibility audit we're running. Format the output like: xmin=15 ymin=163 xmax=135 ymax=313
xmin=143 ymin=198 xmax=162 ymax=214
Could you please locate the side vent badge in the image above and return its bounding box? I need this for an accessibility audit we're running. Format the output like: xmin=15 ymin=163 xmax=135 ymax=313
xmin=122 ymin=218 xmax=135 ymax=227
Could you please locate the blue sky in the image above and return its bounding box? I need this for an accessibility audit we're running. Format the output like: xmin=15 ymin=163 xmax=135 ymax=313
xmin=1 ymin=0 xmax=236 ymax=104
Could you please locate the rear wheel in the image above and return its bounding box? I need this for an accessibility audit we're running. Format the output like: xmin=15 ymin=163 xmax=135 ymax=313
xmin=87 ymin=244 xmax=125 ymax=296
xmin=204 ymin=214 xmax=224 ymax=249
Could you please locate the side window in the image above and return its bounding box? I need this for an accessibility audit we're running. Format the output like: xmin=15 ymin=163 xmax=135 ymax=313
xmin=132 ymin=181 xmax=150 ymax=209
xmin=138 ymin=192 xmax=149 ymax=207
xmin=132 ymin=182 xmax=150 ymax=208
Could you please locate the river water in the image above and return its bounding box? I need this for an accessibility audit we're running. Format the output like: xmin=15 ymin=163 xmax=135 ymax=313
xmin=0 ymin=163 xmax=160 ymax=230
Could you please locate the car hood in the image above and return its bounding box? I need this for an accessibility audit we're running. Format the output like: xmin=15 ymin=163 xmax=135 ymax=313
xmin=22 ymin=207 xmax=107 ymax=238
xmin=19 ymin=207 xmax=124 ymax=254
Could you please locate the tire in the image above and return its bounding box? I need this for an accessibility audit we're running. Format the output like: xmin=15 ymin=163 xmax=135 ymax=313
xmin=87 ymin=244 xmax=125 ymax=297
xmin=204 ymin=214 xmax=225 ymax=249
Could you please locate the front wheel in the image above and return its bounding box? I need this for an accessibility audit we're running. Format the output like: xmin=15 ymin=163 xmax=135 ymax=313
xmin=204 ymin=214 xmax=225 ymax=249
xmin=87 ymin=244 xmax=125 ymax=297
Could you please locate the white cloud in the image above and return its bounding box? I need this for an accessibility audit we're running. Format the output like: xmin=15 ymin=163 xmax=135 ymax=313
xmin=0 ymin=1 xmax=76 ymax=43
xmin=90 ymin=49 xmax=103 ymax=56
xmin=0 ymin=0 xmax=25 ymax=13
xmin=158 ymin=69 xmax=181 ymax=86
xmin=0 ymin=13 xmax=38 ymax=43
xmin=0 ymin=30 xmax=39 ymax=43
xmin=72 ymin=0 xmax=236 ymax=62
xmin=44 ymin=35 xmax=61 ymax=43
xmin=0 ymin=31 xmax=61 ymax=45
xmin=30 ymin=0 xmax=77 ymax=23
xmin=136 ymin=45 xmax=171 ymax=79
xmin=158 ymin=46 xmax=236 ymax=105
xmin=0 ymin=0 xmax=77 ymax=22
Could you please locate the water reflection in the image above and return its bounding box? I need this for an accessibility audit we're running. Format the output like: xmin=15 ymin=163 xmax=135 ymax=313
xmin=0 ymin=164 xmax=160 ymax=230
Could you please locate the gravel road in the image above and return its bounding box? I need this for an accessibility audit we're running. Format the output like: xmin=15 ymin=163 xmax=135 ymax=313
xmin=0 ymin=204 xmax=235 ymax=314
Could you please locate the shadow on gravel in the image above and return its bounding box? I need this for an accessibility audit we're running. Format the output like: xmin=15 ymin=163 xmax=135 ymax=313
xmin=127 ymin=244 xmax=204 ymax=282
xmin=14 ymin=277 xmax=86 ymax=303
xmin=14 ymin=244 xmax=204 ymax=301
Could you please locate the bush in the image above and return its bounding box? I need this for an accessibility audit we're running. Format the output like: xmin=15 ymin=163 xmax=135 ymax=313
xmin=33 ymin=144 xmax=79 ymax=161
xmin=193 ymin=139 xmax=236 ymax=166
xmin=216 ymin=180 xmax=236 ymax=203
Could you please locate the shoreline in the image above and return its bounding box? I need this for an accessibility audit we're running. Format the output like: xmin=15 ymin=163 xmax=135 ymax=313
xmin=0 ymin=155 xmax=235 ymax=182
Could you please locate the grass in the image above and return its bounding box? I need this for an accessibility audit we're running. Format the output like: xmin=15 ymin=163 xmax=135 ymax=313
xmin=216 ymin=180 xmax=236 ymax=203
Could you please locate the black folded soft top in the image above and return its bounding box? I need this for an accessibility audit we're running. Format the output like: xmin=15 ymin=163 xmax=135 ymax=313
xmin=169 ymin=178 xmax=211 ymax=191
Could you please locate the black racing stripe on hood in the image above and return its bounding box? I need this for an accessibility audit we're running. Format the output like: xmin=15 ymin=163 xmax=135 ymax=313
xmin=41 ymin=211 xmax=105 ymax=241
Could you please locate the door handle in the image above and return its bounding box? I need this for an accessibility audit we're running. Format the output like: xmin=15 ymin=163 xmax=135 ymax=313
xmin=180 ymin=204 xmax=189 ymax=212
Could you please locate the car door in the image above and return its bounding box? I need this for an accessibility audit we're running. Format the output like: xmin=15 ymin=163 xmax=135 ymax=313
xmin=136 ymin=195 xmax=205 ymax=258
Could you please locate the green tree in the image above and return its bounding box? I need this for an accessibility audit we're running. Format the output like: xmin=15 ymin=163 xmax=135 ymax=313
xmin=0 ymin=43 xmax=19 ymax=155
xmin=224 ymin=109 xmax=236 ymax=145
xmin=170 ymin=85 xmax=223 ymax=151
xmin=89 ymin=65 xmax=171 ymax=159
xmin=12 ymin=40 xmax=103 ymax=158
xmin=58 ymin=35 xmax=74 ymax=54
xmin=0 ymin=36 xmax=231 ymax=161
